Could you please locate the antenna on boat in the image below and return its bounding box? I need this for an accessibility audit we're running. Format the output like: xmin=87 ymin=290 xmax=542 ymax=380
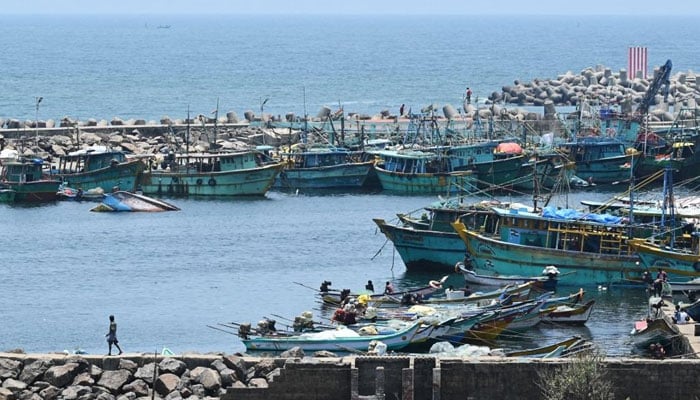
xmin=302 ymin=86 xmax=308 ymax=144
xmin=213 ymin=97 xmax=219 ymax=149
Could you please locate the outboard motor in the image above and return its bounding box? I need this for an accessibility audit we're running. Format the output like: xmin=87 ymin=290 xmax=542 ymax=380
xmin=320 ymin=280 xmax=332 ymax=292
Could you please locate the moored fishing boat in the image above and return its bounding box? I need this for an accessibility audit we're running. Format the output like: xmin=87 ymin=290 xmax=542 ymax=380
xmin=557 ymin=136 xmax=637 ymax=185
xmin=540 ymin=299 xmax=596 ymax=325
xmin=139 ymin=150 xmax=285 ymax=196
xmin=0 ymin=158 xmax=61 ymax=202
xmin=373 ymin=198 xmax=522 ymax=273
xmin=505 ymin=336 xmax=591 ymax=358
xmin=370 ymin=149 xmax=475 ymax=195
xmin=238 ymin=320 xmax=423 ymax=352
xmin=458 ymin=263 xmax=560 ymax=292
xmin=274 ymin=145 xmax=374 ymax=190
xmin=50 ymin=146 xmax=146 ymax=192
xmin=451 ymin=204 xmax=646 ymax=286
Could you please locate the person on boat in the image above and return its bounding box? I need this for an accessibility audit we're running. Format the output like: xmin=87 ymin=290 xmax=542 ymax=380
xmin=105 ymin=315 xmax=123 ymax=356
xmin=674 ymin=305 xmax=690 ymax=324
xmin=319 ymin=280 xmax=332 ymax=293
xmin=465 ymin=87 xmax=472 ymax=104
xmin=653 ymin=268 xmax=668 ymax=297
xmin=650 ymin=343 xmax=666 ymax=359
xmin=365 ymin=280 xmax=375 ymax=292
xmin=642 ymin=270 xmax=654 ymax=296
xmin=76 ymin=187 xmax=84 ymax=199
xmin=399 ymin=104 xmax=405 ymax=116
xmin=384 ymin=281 xmax=395 ymax=295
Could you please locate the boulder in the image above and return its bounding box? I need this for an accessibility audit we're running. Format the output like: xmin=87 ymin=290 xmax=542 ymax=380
xmin=71 ymin=372 xmax=94 ymax=386
xmin=223 ymin=355 xmax=247 ymax=380
xmin=190 ymin=367 xmax=221 ymax=393
xmin=210 ymin=359 xmax=227 ymax=373
xmin=154 ymin=373 xmax=180 ymax=397
xmin=280 ymin=347 xmax=305 ymax=358
xmin=60 ymin=385 xmax=91 ymax=399
xmin=19 ymin=358 xmax=53 ymax=384
xmin=122 ymin=379 xmax=149 ymax=397
xmin=248 ymin=378 xmax=268 ymax=388
xmin=44 ymin=363 xmax=81 ymax=388
xmin=38 ymin=385 xmax=60 ymax=400
xmin=133 ymin=363 xmax=156 ymax=384
xmin=0 ymin=359 xmax=21 ymax=379
xmin=97 ymin=370 xmax=132 ymax=394
xmin=158 ymin=358 xmax=186 ymax=376
xmin=0 ymin=387 xmax=14 ymax=400
xmin=312 ymin=350 xmax=338 ymax=358
xmin=117 ymin=359 xmax=138 ymax=374
xmin=1 ymin=379 xmax=26 ymax=392
xmin=218 ymin=368 xmax=238 ymax=387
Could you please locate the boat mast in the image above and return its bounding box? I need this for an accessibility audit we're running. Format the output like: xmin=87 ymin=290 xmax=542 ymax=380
xmin=186 ymin=106 xmax=190 ymax=166
xmin=661 ymin=164 xmax=676 ymax=248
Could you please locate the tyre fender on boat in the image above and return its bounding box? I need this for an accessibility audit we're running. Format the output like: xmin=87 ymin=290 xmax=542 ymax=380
xmin=429 ymin=280 xmax=442 ymax=289
xmin=208 ymin=178 xmax=216 ymax=186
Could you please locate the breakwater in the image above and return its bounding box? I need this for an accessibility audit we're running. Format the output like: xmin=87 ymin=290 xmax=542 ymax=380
xmin=1 ymin=351 xmax=699 ymax=400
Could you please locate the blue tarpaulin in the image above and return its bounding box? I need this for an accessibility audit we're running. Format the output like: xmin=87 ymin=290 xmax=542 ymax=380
xmin=542 ymin=206 xmax=624 ymax=224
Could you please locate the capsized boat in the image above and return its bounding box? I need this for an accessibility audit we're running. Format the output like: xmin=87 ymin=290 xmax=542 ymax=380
xmin=90 ymin=191 xmax=180 ymax=212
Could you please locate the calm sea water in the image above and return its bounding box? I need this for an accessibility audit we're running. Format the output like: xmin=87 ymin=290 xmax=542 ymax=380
xmin=1 ymin=15 xmax=699 ymax=122
xmin=0 ymin=14 xmax=696 ymax=356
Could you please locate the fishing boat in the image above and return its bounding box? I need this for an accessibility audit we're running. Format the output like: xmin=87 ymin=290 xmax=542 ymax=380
xmin=668 ymin=278 xmax=700 ymax=292
xmin=372 ymin=198 xmax=521 ymax=273
xmin=463 ymin=298 xmax=545 ymax=342
xmin=0 ymin=158 xmax=61 ymax=202
xmin=238 ymin=320 xmax=423 ymax=352
xmin=370 ymin=149 xmax=475 ymax=195
xmin=557 ymin=136 xmax=637 ymax=185
xmin=316 ymin=277 xmax=447 ymax=306
xmin=630 ymin=296 xmax=682 ymax=350
xmin=451 ymin=203 xmax=648 ymax=286
xmin=540 ymin=299 xmax=596 ymax=325
xmin=90 ymin=191 xmax=180 ymax=212
xmin=447 ymin=141 xmax=527 ymax=190
xmin=458 ymin=263 xmax=560 ymax=292
xmin=50 ymin=146 xmax=146 ymax=192
xmin=505 ymin=336 xmax=591 ymax=358
xmin=138 ymin=150 xmax=285 ymax=196
xmin=274 ymin=145 xmax=375 ymax=190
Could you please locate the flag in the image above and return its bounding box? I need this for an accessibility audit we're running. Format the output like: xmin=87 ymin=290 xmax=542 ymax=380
xmin=628 ymin=47 xmax=647 ymax=80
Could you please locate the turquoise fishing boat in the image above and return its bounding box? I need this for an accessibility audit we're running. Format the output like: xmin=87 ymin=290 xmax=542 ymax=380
xmin=557 ymin=137 xmax=637 ymax=185
xmin=274 ymin=146 xmax=374 ymax=190
xmin=373 ymin=198 xmax=507 ymax=272
xmin=370 ymin=149 xmax=475 ymax=195
xmin=51 ymin=146 xmax=146 ymax=192
xmin=138 ymin=150 xmax=284 ymax=196
xmin=448 ymin=141 xmax=527 ymax=189
xmin=451 ymin=205 xmax=648 ymax=286
xmin=1 ymin=158 xmax=61 ymax=202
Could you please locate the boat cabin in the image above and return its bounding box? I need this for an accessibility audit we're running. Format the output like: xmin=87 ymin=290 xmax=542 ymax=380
xmin=167 ymin=151 xmax=264 ymax=173
xmin=373 ymin=150 xmax=450 ymax=174
xmin=1 ymin=158 xmax=47 ymax=183
xmin=280 ymin=147 xmax=362 ymax=169
xmin=56 ymin=147 xmax=127 ymax=173
xmin=560 ymin=138 xmax=628 ymax=163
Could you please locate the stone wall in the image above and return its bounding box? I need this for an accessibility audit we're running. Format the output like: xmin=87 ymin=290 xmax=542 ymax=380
xmin=2 ymin=352 xmax=700 ymax=400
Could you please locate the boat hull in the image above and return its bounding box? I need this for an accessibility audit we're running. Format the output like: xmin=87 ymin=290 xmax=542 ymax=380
xmin=6 ymin=180 xmax=61 ymax=202
xmin=373 ymin=218 xmax=466 ymax=272
xmin=139 ymin=163 xmax=283 ymax=196
xmin=241 ymin=322 xmax=422 ymax=352
xmin=455 ymin=226 xmax=642 ymax=286
xmin=628 ymin=239 xmax=700 ymax=281
xmin=373 ymin=167 xmax=475 ymax=195
xmin=275 ymin=161 xmax=374 ymax=190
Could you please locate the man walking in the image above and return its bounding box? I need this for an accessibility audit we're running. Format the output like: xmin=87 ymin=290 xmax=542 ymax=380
xmin=106 ymin=315 xmax=123 ymax=356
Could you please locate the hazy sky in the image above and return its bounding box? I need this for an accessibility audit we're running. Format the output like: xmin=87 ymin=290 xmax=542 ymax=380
xmin=3 ymin=0 xmax=699 ymax=15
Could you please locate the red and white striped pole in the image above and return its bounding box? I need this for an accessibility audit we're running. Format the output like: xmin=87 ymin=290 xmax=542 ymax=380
xmin=628 ymin=47 xmax=648 ymax=80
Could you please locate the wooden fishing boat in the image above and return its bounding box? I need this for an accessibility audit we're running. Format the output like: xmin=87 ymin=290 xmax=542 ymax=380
xmin=628 ymin=238 xmax=700 ymax=282
xmin=51 ymin=146 xmax=146 ymax=192
xmin=375 ymin=281 xmax=536 ymax=308
xmin=669 ymin=278 xmax=700 ymax=292
xmin=274 ymin=146 xmax=374 ymax=190
xmin=139 ymin=150 xmax=285 ymax=196
xmin=540 ymin=300 xmax=595 ymax=325
xmin=556 ymin=137 xmax=637 ymax=185
xmin=464 ymin=299 xmax=543 ymax=342
xmin=370 ymin=149 xmax=475 ymax=195
xmin=630 ymin=315 xmax=680 ymax=350
xmin=458 ymin=263 xmax=560 ymax=292
xmin=90 ymin=191 xmax=180 ymax=212
xmin=505 ymin=336 xmax=589 ymax=358
xmin=451 ymin=202 xmax=651 ymax=286
xmin=372 ymin=198 xmax=521 ymax=273
xmin=0 ymin=158 xmax=61 ymax=202
xmin=238 ymin=320 xmax=423 ymax=352
xmin=317 ymin=276 xmax=447 ymax=306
